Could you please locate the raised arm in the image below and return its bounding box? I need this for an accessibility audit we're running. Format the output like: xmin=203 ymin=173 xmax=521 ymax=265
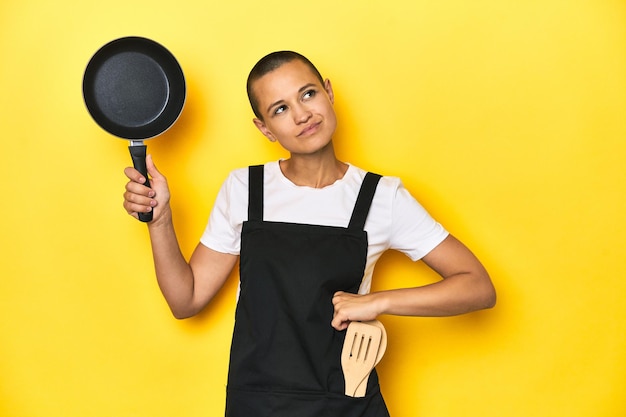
xmin=331 ymin=234 xmax=496 ymax=330
xmin=123 ymin=155 xmax=238 ymax=319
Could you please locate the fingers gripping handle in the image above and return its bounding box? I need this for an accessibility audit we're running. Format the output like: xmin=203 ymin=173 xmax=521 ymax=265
xmin=128 ymin=144 xmax=153 ymax=222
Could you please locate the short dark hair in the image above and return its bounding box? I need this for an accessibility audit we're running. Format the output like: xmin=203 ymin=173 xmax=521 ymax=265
xmin=246 ymin=51 xmax=324 ymax=120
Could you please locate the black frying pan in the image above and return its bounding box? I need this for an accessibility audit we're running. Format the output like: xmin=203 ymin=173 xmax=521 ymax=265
xmin=83 ymin=36 xmax=186 ymax=222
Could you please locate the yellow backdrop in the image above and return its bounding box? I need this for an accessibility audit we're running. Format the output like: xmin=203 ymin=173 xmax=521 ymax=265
xmin=1 ymin=0 xmax=625 ymax=416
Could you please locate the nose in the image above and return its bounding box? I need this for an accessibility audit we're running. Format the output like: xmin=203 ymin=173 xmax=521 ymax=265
xmin=292 ymin=104 xmax=312 ymax=124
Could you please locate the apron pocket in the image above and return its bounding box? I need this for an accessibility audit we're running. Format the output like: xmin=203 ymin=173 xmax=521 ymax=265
xmin=226 ymin=386 xmax=389 ymax=417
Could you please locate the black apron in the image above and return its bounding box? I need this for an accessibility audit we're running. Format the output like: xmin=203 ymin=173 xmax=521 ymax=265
xmin=225 ymin=165 xmax=390 ymax=417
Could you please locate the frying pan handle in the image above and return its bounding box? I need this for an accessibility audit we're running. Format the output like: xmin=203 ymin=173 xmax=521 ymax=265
xmin=128 ymin=144 xmax=153 ymax=222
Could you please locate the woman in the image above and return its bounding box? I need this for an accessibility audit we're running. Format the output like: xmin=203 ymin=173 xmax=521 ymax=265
xmin=123 ymin=51 xmax=496 ymax=416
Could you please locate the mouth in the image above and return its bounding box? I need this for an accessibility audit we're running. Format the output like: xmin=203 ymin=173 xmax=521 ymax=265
xmin=297 ymin=121 xmax=321 ymax=137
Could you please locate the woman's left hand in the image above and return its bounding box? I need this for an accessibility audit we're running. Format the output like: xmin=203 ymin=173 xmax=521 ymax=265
xmin=331 ymin=291 xmax=381 ymax=331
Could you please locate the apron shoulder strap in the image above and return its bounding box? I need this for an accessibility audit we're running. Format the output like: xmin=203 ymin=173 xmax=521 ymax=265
xmin=248 ymin=164 xmax=264 ymax=221
xmin=348 ymin=172 xmax=382 ymax=230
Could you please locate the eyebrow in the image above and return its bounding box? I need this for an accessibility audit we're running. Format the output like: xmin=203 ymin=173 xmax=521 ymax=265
xmin=265 ymin=83 xmax=318 ymax=115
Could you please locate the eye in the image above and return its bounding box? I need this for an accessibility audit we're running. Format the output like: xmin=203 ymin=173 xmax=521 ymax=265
xmin=302 ymin=89 xmax=316 ymax=100
xmin=274 ymin=104 xmax=287 ymax=115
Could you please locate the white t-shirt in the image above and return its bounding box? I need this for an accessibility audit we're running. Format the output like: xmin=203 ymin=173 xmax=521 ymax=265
xmin=200 ymin=161 xmax=448 ymax=294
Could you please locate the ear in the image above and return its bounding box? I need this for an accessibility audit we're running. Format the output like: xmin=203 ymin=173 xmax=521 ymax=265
xmin=253 ymin=118 xmax=276 ymax=142
xmin=324 ymin=79 xmax=335 ymax=104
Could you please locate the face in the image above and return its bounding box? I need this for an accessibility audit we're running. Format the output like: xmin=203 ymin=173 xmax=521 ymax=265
xmin=251 ymin=59 xmax=337 ymax=156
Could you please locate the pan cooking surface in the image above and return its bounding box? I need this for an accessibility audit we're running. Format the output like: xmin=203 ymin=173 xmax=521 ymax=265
xmin=83 ymin=37 xmax=185 ymax=140
xmin=92 ymin=51 xmax=169 ymax=128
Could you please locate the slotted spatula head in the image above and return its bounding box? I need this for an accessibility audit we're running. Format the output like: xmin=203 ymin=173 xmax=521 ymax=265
xmin=341 ymin=320 xmax=385 ymax=397
xmin=353 ymin=320 xmax=387 ymax=397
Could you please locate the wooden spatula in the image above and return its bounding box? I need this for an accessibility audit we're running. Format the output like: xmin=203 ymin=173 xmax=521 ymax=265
xmin=341 ymin=320 xmax=387 ymax=397
xmin=353 ymin=320 xmax=387 ymax=397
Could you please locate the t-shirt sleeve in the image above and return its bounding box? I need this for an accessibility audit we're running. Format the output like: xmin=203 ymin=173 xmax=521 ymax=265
xmin=389 ymin=180 xmax=449 ymax=261
xmin=199 ymin=171 xmax=245 ymax=255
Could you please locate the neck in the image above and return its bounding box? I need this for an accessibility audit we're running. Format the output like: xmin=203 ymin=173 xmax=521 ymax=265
xmin=280 ymin=143 xmax=348 ymax=188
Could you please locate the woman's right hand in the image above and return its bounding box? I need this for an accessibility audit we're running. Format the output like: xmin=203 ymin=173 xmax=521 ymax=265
xmin=123 ymin=154 xmax=171 ymax=224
